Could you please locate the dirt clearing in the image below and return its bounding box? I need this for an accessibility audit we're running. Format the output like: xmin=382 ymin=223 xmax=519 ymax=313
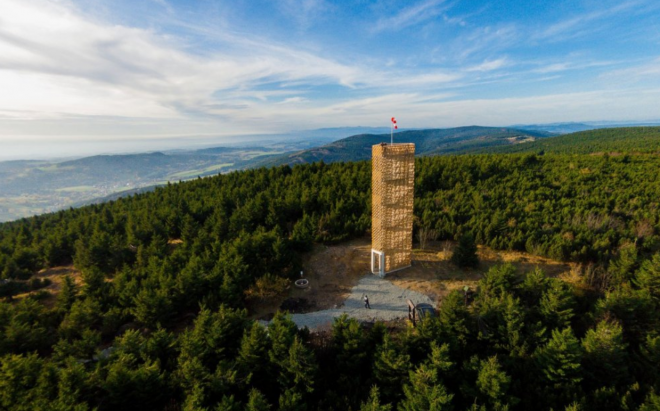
xmin=249 ymin=237 xmax=572 ymax=320
xmin=12 ymin=265 xmax=82 ymax=307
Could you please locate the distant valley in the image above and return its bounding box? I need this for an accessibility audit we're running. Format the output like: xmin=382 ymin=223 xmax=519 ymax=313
xmin=0 ymin=137 xmax=328 ymax=222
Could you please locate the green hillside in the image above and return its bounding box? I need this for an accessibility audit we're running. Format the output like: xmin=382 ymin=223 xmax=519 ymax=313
xmin=481 ymin=126 xmax=660 ymax=155
xmin=1 ymin=152 xmax=660 ymax=410
xmin=253 ymin=126 xmax=551 ymax=167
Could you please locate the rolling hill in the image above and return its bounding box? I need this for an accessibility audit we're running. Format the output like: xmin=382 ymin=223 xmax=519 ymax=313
xmin=250 ymin=126 xmax=552 ymax=167
xmin=479 ymin=126 xmax=660 ymax=155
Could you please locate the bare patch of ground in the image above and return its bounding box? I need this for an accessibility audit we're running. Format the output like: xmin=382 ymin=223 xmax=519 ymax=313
xmin=248 ymin=238 xmax=370 ymax=319
xmin=249 ymin=238 xmax=572 ymax=319
xmin=13 ymin=265 xmax=83 ymax=307
xmin=389 ymin=241 xmax=572 ymax=305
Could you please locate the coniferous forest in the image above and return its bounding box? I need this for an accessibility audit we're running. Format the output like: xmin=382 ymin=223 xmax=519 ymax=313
xmin=1 ymin=151 xmax=660 ymax=410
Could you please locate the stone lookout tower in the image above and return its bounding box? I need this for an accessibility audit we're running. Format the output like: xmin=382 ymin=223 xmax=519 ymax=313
xmin=371 ymin=142 xmax=415 ymax=277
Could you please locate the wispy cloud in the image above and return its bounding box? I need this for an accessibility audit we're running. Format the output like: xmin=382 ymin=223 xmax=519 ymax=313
xmin=466 ymin=58 xmax=507 ymax=72
xmin=0 ymin=0 xmax=467 ymax=135
xmin=532 ymin=0 xmax=642 ymax=42
xmin=601 ymin=57 xmax=660 ymax=80
xmin=277 ymin=0 xmax=331 ymax=30
xmin=531 ymin=60 xmax=616 ymax=74
xmin=371 ymin=0 xmax=450 ymax=33
xmin=451 ymin=25 xmax=518 ymax=62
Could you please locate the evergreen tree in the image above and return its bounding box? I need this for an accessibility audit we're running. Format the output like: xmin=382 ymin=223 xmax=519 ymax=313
xmin=539 ymin=279 xmax=575 ymax=331
xmin=479 ymin=264 xmax=519 ymax=301
xmin=427 ymin=342 xmax=453 ymax=382
xmin=535 ymin=327 xmax=583 ymax=406
xmin=635 ymin=252 xmax=660 ymax=301
xmin=475 ymin=356 xmax=517 ymax=410
xmin=373 ymin=335 xmax=411 ymax=404
xmin=639 ymin=333 xmax=660 ymax=385
xmin=609 ymin=243 xmax=638 ymax=286
xmin=581 ymin=320 xmax=628 ymax=388
xmin=330 ymin=315 xmax=370 ymax=404
xmin=279 ymin=336 xmax=317 ymax=395
xmin=451 ymin=232 xmax=478 ymax=268
xmin=639 ymin=390 xmax=660 ymax=411
xmin=596 ymin=287 xmax=657 ymax=345
xmin=246 ymin=389 xmax=271 ymax=411
xmin=237 ymin=322 xmax=270 ymax=386
xmin=360 ymin=386 xmax=392 ymax=411
xmin=398 ymin=363 xmax=454 ymax=411
xmin=436 ymin=291 xmax=472 ymax=352
xmin=215 ymin=394 xmax=241 ymax=411
xmin=268 ymin=312 xmax=298 ymax=368
xmin=56 ymin=275 xmax=78 ymax=313
xmin=278 ymin=389 xmax=306 ymax=411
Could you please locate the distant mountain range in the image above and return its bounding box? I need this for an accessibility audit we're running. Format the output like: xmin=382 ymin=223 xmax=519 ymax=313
xmin=250 ymin=126 xmax=552 ymax=167
xmin=2 ymin=124 xmax=659 ymax=222
xmin=482 ymin=126 xmax=660 ymax=155
xmin=511 ymin=121 xmax=660 ymax=135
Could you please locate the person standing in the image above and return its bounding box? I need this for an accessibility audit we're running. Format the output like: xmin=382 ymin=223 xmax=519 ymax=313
xmin=364 ymin=294 xmax=371 ymax=309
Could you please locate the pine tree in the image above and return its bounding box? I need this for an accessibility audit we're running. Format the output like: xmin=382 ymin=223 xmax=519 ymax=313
xmin=330 ymin=315 xmax=370 ymax=403
xmin=237 ymin=322 xmax=270 ymax=386
xmin=437 ymin=291 xmax=472 ymax=351
xmin=639 ymin=390 xmax=660 ymax=411
xmin=609 ymin=243 xmax=638 ymax=286
xmin=537 ymin=327 xmax=583 ymax=385
xmin=581 ymin=320 xmax=628 ymax=387
xmin=278 ymin=388 xmax=306 ymax=411
xmin=80 ymin=267 xmax=107 ymax=300
xmin=535 ymin=327 xmax=583 ymax=406
xmin=246 ymin=389 xmax=271 ymax=411
xmin=360 ymin=386 xmax=392 ymax=411
xmin=268 ymin=312 xmax=298 ymax=368
xmin=215 ymin=394 xmax=241 ymax=411
xmin=480 ymin=264 xmax=518 ymax=299
xmin=279 ymin=336 xmax=317 ymax=394
xmin=539 ymin=279 xmax=575 ymax=331
xmin=451 ymin=232 xmax=478 ymax=268
xmin=373 ymin=335 xmax=411 ymax=403
xmin=56 ymin=275 xmax=78 ymax=313
xmin=475 ymin=356 xmax=517 ymax=410
xmin=635 ymin=252 xmax=660 ymax=301
xmin=398 ymin=363 xmax=454 ymax=411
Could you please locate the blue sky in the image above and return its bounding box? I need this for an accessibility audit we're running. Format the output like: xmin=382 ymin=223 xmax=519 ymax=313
xmin=1 ymin=0 xmax=660 ymax=158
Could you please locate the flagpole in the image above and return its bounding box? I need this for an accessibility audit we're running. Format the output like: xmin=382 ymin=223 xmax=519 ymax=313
xmin=390 ymin=117 xmax=397 ymax=144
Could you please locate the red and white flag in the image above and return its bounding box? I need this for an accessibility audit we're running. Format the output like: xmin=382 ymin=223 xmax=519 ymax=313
xmin=391 ymin=117 xmax=398 ymax=129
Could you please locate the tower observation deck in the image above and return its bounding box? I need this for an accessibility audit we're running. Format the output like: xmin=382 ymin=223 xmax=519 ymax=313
xmin=371 ymin=143 xmax=415 ymax=277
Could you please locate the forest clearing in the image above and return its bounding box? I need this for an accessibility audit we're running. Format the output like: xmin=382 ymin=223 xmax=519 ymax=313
xmin=249 ymin=237 xmax=573 ymax=324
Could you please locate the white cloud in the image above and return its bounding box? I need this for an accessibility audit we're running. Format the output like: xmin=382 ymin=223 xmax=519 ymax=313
xmin=466 ymin=58 xmax=507 ymax=72
xmin=278 ymin=97 xmax=308 ymax=104
xmin=0 ymin=0 xmax=468 ymax=133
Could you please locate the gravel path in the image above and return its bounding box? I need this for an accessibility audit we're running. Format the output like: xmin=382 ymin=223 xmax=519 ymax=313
xmin=261 ymin=274 xmax=434 ymax=330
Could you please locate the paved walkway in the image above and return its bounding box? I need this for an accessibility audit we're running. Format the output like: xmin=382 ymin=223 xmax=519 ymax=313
xmin=261 ymin=274 xmax=434 ymax=330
